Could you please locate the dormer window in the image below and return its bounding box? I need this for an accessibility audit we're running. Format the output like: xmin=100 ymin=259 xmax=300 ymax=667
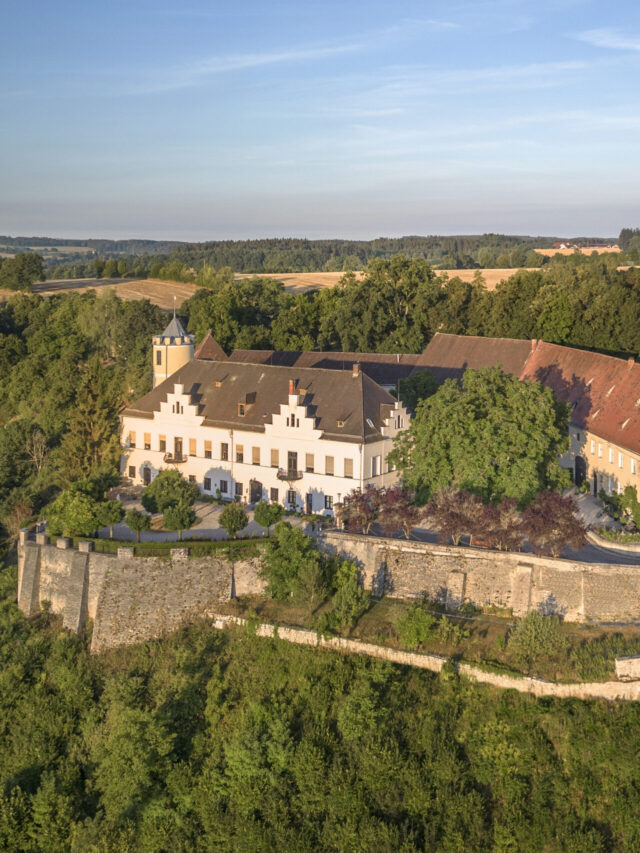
xmin=337 ymin=419 xmax=345 ymax=428
xmin=238 ymin=403 xmax=246 ymax=417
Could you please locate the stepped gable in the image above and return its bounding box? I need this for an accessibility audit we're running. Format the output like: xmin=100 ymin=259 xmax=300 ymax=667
xmin=228 ymin=349 xmax=421 ymax=386
xmin=194 ymin=330 xmax=228 ymax=361
xmin=122 ymin=359 xmax=397 ymax=442
xmin=413 ymin=332 xmax=535 ymax=383
xmin=522 ymin=342 xmax=640 ymax=451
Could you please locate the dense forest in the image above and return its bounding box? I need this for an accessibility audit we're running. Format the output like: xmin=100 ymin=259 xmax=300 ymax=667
xmin=0 ymin=555 xmax=638 ymax=851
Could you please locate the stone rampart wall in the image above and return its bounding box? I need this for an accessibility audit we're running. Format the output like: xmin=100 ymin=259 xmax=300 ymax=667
xmin=318 ymin=532 xmax=640 ymax=622
xmin=17 ymin=538 xmax=265 ymax=652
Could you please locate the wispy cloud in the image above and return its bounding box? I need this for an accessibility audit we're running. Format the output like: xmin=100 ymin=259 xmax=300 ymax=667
xmin=128 ymin=42 xmax=362 ymax=94
xmin=576 ymin=28 xmax=640 ymax=51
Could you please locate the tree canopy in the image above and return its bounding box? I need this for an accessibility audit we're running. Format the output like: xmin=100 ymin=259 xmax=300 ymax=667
xmin=390 ymin=366 xmax=571 ymax=505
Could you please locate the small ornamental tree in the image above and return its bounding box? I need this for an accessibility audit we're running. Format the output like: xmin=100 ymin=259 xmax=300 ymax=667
xmin=341 ymin=485 xmax=382 ymax=535
xmin=125 ymin=508 xmax=151 ymax=543
xmin=219 ymin=503 xmax=248 ymax=539
xmin=423 ymin=489 xmax=486 ymax=546
xmin=378 ymin=486 xmax=421 ymax=539
xmin=99 ymin=499 xmax=125 ymax=539
xmin=483 ymin=499 xmax=523 ymax=551
xmin=141 ymin=470 xmax=200 ymax=514
xmin=163 ymin=503 xmax=197 ymax=541
xmin=45 ymin=489 xmax=104 ymax=537
xmin=521 ymin=491 xmax=586 ymax=557
xmin=253 ymin=501 xmax=284 ymax=536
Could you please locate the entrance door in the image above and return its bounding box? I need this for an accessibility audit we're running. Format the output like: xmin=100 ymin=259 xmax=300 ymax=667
xmin=250 ymin=480 xmax=262 ymax=504
xmin=143 ymin=467 xmax=151 ymax=486
xmin=575 ymin=456 xmax=586 ymax=488
xmin=287 ymin=451 xmax=298 ymax=475
xmin=174 ymin=437 xmax=183 ymax=459
xmin=593 ymin=472 xmax=598 ymax=495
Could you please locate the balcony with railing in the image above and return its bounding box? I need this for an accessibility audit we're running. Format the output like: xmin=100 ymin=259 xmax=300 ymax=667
xmin=163 ymin=452 xmax=187 ymax=464
xmin=277 ymin=468 xmax=303 ymax=481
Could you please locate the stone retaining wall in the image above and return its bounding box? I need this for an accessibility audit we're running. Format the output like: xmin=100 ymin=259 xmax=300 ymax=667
xmin=318 ymin=532 xmax=640 ymax=622
xmin=17 ymin=538 xmax=265 ymax=652
xmin=211 ymin=614 xmax=640 ymax=702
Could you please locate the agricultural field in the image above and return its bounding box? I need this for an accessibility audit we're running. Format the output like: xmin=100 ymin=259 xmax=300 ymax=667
xmin=534 ymin=246 xmax=621 ymax=257
xmin=0 ymin=267 xmax=536 ymax=306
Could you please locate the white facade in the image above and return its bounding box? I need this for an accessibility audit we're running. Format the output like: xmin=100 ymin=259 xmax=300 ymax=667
xmin=121 ymin=382 xmax=409 ymax=515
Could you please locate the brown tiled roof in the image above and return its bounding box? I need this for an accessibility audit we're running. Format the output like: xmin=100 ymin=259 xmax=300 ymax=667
xmin=416 ymin=332 xmax=640 ymax=453
xmin=229 ymin=349 xmax=421 ymax=385
xmin=521 ymin=342 xmax=640 ymax=451
xmin=414 ymin=332 xmax=535 ymax=383
xmin=194 ymin=331 xmax=228 ymax=361
xmin=123 ymin=359 xmax=397 ymax=443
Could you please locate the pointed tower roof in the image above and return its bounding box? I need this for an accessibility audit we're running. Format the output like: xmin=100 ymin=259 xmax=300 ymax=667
xmin=160 ymin=314 xmax=189 ymax=338
xmin=194 ymin=330 xmax=228 ymax=361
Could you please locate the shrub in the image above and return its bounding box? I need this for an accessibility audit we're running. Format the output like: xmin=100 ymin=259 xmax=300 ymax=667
xmin=330 ymin=560 xmax=370 ymax=630
xmin=396 ymin=601 xmax=437 ymax=649
xmin=253 ymin=501 xmax=284 ymax=536
xmin=506 ymin=611 xmax=566 ymax=671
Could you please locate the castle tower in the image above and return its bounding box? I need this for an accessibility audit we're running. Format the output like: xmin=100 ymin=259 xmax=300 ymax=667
xmin=152 ymin=308 xmax=195 ymax=387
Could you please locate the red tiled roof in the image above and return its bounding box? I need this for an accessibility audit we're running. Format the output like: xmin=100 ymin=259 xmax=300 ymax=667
xmin=416 ymin=332 xmax=640 ymax=453
xmin=521 ymin=342 xmax=640 ymax=451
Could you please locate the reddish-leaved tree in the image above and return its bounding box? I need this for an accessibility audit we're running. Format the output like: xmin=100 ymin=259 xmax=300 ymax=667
xmin=521 ymin=491 xmax=586 ymax=557
xmin=341 ymin=485 xmax=382 ymax=534
xmin=483 ymin=498 xmax=524 ymax=551
xmin=378 ymin=486 xmax=421 ymax=539
xmin=423 ymin=489 xmax=486 ymax=545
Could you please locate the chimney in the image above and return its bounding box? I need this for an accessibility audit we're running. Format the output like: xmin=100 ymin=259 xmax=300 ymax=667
xmin=288 ymin=378 xmax=295 ymax=394
xmin=628 ymin=357 xmax=635 ymax=369
xmin=530 ymin=339 xmax=537 ymax=352
xmin=353 ymin=363 xmax=360 ymax=377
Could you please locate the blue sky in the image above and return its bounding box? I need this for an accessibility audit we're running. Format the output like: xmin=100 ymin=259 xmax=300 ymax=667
xmin=1 ymin=0 xmax=639 ymax=240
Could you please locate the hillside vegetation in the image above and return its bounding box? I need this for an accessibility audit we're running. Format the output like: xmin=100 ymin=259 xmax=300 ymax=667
xmin=0 ymin=553 xmax=639 ymax=851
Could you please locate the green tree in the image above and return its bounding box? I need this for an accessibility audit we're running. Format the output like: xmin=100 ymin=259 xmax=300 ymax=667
xmin=125 ymin=508 xmax=151 ymax=542
xmin=163 ymin=502 xmax=197 ymax=540
xmin=397 ymin=368 xmax=438 ymax=411
xmin=99 ymin=499 xmax=125 ymax=538
xmin=330 ymin=559 xmax=370 ymax=630
xmin=260 ymin=522 xmax=324 ymax=600
xmin=219 ymin=502 xmax=248 ymax=539
xmin=390 ymin=366 xmax=571 ymax=505
xmin=253 ymin=500 xmax=284 ymax=536
xmin=44 ymin=488 xmax=104 ymax=537
xmin=141 ymin=470 xmax=200 ymax=514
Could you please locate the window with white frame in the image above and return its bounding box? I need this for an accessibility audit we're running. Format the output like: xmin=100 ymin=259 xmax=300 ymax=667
xmin=632 ymin=459 xmax=637 ymax=475
xmin=590 ymin=439 xmax=595 ymax=454
xmin=609 ymin=447 xmax=613 ymax=464
xmin=598 ymin=443 xmax=603 ymax=458
xmin=619 ymin=453 xmax=623 ymax=469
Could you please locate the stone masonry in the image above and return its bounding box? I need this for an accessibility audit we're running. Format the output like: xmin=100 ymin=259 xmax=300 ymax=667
xmin=17 ymin=535 xmax=264 ymax=652
xmin=318 ymin=531 xmax=640 ymax=622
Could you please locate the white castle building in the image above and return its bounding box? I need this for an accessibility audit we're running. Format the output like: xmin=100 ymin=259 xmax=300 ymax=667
xmin=120 ymin=317 xmax=410 ymax=514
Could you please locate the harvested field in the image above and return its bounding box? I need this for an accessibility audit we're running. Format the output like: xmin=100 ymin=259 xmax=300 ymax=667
xmin=31 ymin=277 xmax=200 ymax=309
xmin=234 ymin=271 xmax=360 ymax=292
xmin=535 ymin=246 xmax=620 ymax=257
xmin=436 ymin=268 xmax=537 ymax=291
